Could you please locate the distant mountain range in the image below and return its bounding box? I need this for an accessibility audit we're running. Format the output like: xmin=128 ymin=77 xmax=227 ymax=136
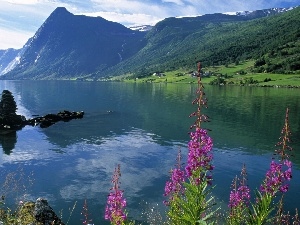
xmin=0 ymin=48 xmax=20 ymax=75
xmin=0 ymin=6 xmax=299 ymax=80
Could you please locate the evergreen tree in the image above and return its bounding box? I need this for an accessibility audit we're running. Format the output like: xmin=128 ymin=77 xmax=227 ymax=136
xmin=0 ymin=90 xmax=17 ymax=117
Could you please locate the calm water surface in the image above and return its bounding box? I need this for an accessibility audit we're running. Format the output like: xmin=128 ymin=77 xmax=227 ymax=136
xmin=0 ymin=81 xmax=299 ymax=224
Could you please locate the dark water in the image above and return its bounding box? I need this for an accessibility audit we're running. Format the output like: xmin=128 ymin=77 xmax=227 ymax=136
xmin=0 ymin=81 xmax=299 ymax=224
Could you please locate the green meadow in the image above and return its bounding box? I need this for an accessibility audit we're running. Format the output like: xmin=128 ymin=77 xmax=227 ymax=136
xmin=111 ymin=60 xmax=300 ymax=87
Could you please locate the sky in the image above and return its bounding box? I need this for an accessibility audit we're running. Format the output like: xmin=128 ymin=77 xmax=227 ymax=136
xmin=0 ymin=0 xmax=299 ymax=49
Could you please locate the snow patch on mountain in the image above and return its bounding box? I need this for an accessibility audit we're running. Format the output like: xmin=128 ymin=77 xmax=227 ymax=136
xmin=225 ymin=6 xmax=298 ymax=17
xmin=0 ymin=40 xmax=30 ymax=75
xmin=129 ymin=25 xmax=153 ymax=32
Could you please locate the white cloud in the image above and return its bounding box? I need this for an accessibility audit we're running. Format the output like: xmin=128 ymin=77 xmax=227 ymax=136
xmin=82 ymin=11 xmax=162 ymax=26
xmin=162 ymin=0 xmax=185 ymax=5
xmin=86 ymin=0 xmax=198 ymax=26
xmin=0 ymin=28 xmax=32 ymax=49
xmin=0 ymin=0 xmax=64 ymax=49
xmin=5 ymin=0 xmax=39 ymax=4
xmin=90 ymin=0 xmax=168 ymax=16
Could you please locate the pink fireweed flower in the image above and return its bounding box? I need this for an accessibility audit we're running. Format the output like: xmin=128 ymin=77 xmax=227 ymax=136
xmin=260 ymin=160 xmax=292 ymax=196
xmin=164 ymin=149 xmax=185 ymax=205
xmin=185 ymin=127 xmax=213 ymax=185
xmin=228 ymin=165 xmax=250 ymax=211
xmin=105 ymin=165 xmax=127 ymax=224
xmin=229 ymin=184 xmax=250 ymax=208
xmin=261 ymin=108 xmax=293 ymax=196
xmin=164 ymin=168 xmax=185 ymax=205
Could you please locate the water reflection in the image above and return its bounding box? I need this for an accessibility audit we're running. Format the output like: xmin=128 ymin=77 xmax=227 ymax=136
xmin=0 ymin=81 xmax=300 ymax=224
xmin=0 ymin=132 xmax=17 ymax=155
xmin=59 ymin=128 xmax=176 ymax=201
xmin=206 ymin=86 xmax=300 ymax=165
xmin=22 ymin=128 xmax=178 ymax=224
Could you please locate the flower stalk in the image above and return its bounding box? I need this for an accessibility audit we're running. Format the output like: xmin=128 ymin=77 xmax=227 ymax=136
xmin=227 ymin=164 xmax=250 ymax=225
xmin=164 ymin=62 xmax=217 ymax=224
xmin=246 ymin=108 xmax=293 ymax=224
xmin=105 ymin=165 xmax=128 ymax=225
xmin=82 ymin=199 xmax=93 ymax=225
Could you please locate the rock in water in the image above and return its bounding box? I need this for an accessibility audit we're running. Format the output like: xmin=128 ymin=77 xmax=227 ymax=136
xmin=34 ymin=198 xmax=65 ymax=225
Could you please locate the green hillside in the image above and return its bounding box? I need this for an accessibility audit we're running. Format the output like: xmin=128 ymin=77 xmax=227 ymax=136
xmin=103 ymin=7 xmax=300 ymax=81
xmin=108 ymin=60 xmax=300 ymax=87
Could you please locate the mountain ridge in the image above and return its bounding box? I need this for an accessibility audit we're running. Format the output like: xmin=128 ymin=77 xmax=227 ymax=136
xmin=1 ymin=6 xmax=299 ymax=80
xmin=102 ymin=6 xmax=300 ymax=79
xmin=2 ymin=7 xmax=146 ymax=79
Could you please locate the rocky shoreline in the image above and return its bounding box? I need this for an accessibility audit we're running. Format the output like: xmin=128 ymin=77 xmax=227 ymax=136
xmin=0 ymin=110 xmax=84 ymax=134
xmin=0 ymin=198 xmax=65 ymax=225
xmin=26 ymin=110 xmax=84 ymax=128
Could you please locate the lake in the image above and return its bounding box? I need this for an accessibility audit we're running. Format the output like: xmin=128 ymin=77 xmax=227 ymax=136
xmin=0 ymin=80 xmax=299 ymax=224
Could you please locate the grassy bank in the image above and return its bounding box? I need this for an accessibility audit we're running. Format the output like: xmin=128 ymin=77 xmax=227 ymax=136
xmin=108 ymin=60 xmax=300 ymax=87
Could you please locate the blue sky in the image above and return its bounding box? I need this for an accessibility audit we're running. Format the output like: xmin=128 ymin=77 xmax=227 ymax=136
xmin=0 ymin=0 xmax=299 ymax=49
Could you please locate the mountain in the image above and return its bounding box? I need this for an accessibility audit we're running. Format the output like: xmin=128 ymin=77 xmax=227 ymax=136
xmin=232 ymin=7 xmax=295 ymax=17
xmin=0 ymin=39 xmax=32 ymax=76
xmin=0 ymin=48 xmax=20 ymax=75
xmin=1 ymin=6 xmax=300 ymax=80
xmin=2 ymin=7 xmax=146 ymax=80
xmin=102 ymin=6 xmax=300 ymax=78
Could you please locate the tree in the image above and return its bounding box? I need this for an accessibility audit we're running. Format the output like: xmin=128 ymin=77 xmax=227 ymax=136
xmin=0 ymin=90 xmax=17 ymax=117
xmin=0 ymin=90 xmax=25 ymax=128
